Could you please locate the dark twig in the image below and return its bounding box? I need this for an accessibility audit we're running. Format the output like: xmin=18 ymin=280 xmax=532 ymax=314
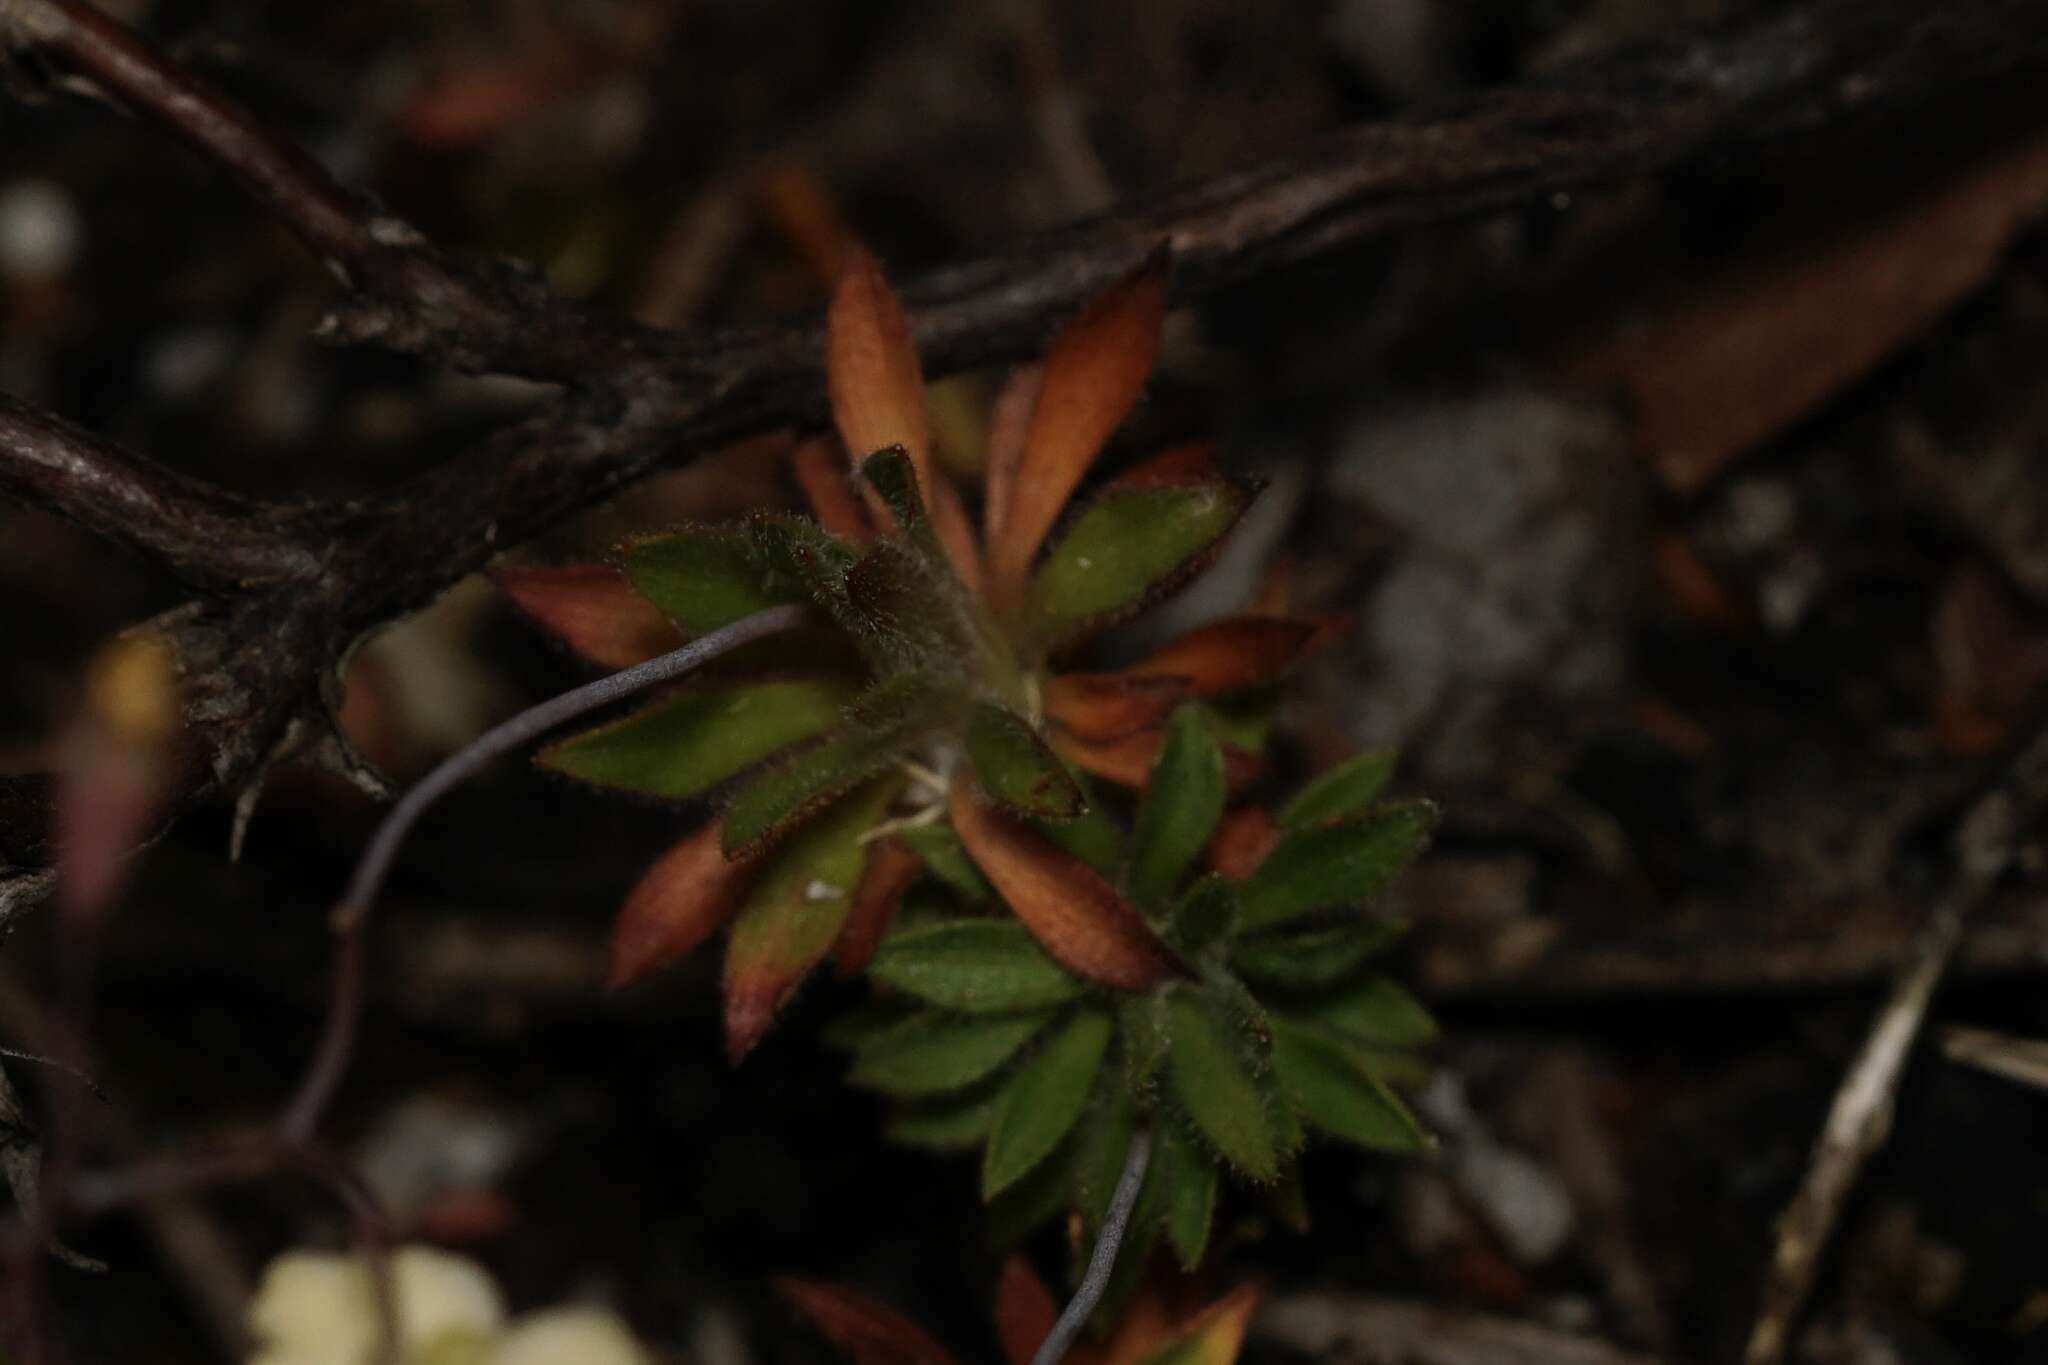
xmin=278 ymin=604 xmax=809 ymax=1140
xmin=7 ymin=0 xmax=2048 ymax=922
xmin=1031 ymin=1128 xmax=1152 ymax=1365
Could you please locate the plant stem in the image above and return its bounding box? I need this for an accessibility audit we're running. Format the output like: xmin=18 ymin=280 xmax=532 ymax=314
xmin=279 ymin=604 xmax=810 ymax=1140
xmin=1031 ymin=1127 xmax=1153 ymax=1365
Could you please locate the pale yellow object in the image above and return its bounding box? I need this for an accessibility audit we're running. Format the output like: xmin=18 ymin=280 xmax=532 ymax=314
xmin=493 ymin=1307 xmax=653 ymax=1365
xmin=248 ymin=1246 xmax=504 ymax=1365
xmin=248 ymin=1247 xmax=652 ymax=1365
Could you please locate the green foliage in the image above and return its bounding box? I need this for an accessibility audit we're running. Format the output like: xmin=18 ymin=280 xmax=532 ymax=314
xmin=621 ymin=528 xmax=793 ymax=635
xmin=1165 ymin=988 xmax=1282 ymax=1183
xmin=965 ymin=703 xmax=1084 ymax=820
xmin=849 ymin=1011 xmax=1051 ymax=1096
xmin=1130 ymin=706 xmax=1226 ymax=905
xmin=893 ymin=823 xmax=993 ymax=901
xmin=1278 ymin=748 xmax=1398 ymax=829
xmin=867 ymin=920 xmax=1085 ymax=1012
xmin=1268 ymin=1016 xmax=1429 ymax=1152
xmin=538 ymin=681 xmax=846 ymax=798
xmin=984 ymin=1007 xmax=1114 ymax=1195
xmin=1294 ymin=973 xmax=1439 ymax=1048
xmin=1230 ymin=918 xmax=1408 ymax=989
xmin=1237 ymin=799 xmax=1439 ymax=932
xmin=1154 ymin=1121 xmax=1220 ymax=1270
xmin=719 ymin=675 xmax=949 ymax=854
xmin=1027 ymin=481 xmax=1247 ymax=642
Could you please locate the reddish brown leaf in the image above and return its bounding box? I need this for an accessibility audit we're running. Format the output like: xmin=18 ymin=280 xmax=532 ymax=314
xmin=493 ymin=563 xmax=681 ymax=668
xmin=947 ymin=783 xmax=1177 ymax=992
xmin=793 ymin=436 xmax=875 ymax=545
xmin=1051 ymin=728 xmax=1261 ymax=793
xmin=60 ymin=631 xmax=182 ymax=920
xmin=608 ymin=823 xmax=756 ymax=989
xmin=826 ymin=246 xmax=984 ymax=589
xmin=1203 ymin=806 xmax=1281 ymax=881
xmin=1043 ymin=672 xmax=1192 ymax=743
xmin=776 ymin=1278 xmax=962 ymax=1365
xmin=981 ymin=364 xmax=1043 ymax=550
xmin=994 ymin=1258 xmax=1059 ymax=1365
xmin=1122 ymin=615 xmax=1343 ymax=696
xmin=1108 ymin=442 xmax=1216 ymax=490
xmin=989 ymin=270 xmax=1166 ymax=604
xmin=400 ymin=50 xmax=584 ymax=148
xmin=835 ymin=838 xmax=922 ymax=975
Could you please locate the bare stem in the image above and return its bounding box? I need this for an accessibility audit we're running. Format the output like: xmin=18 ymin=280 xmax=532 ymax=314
xmin=278 ymin=604 xmax=810 ymax=1141
xmin=1032 ymin=1127 xmax=1153 ymax=1365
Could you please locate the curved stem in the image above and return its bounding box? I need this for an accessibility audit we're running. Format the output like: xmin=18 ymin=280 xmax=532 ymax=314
xmin=278 ymin=604 xmax=810 ymax=1140
xmin=1031 ymin=1127 xmax=1153 ymax=1365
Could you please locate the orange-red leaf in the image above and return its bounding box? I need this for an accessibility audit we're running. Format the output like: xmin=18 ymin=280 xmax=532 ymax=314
xmin=830 ymin=245 xmax=929 ymax=472
xmin=493 ymin=563 xmax=681 ymax=669
xmin=835 ymin=838 xmax=922 ymax=975
xmin=994 ymin=1257 xmax=1059 ymax=1365
xmin=1043 ymin=672 xmax=1192 ymax=743
xmin=1051 ymin=728 xmax=1261 ymax=793
xmin=827 ymin=246 xmax=984 ymax=590
xmin=948 ymin=783 xmax=1177 ymax=992
xmin=989 ymin=270 xmax=1166 ymax=603
xmin=608 ymin=823 xmax=756 ymax=989
xmin=794 ymin=435 xmax=875 ymax=545
xmin=982 ymin=364 xmax=1043 ymax=550
xmin=1203 ymin=806 xmax=1281 ymax=881
xmin=1108 ymin=442 xmax=1216 ymax=490
xmin=1121 ymin=615 xmax=1343 ymax=697
xmin=776 ymin=1278 xmax=962 ymax=1365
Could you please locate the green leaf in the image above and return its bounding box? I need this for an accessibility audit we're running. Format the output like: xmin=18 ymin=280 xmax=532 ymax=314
xmin=538 ymin=681 xmax=846 ymax=798
xmin=1269 ymin=1015 xmax=1429 ymax=1152
xmin=743 ymin=513 xmax=861 ymax=623
xmin=1165 ymin=875 xmax=1237 ymax=956
xmin=1153 ymin=1121 xmax=1219 ymax=1271
xmin=723 ymin=779 xmax=899 ymax=1036
xmin=1028 ymin=481 xmax=1248 ymax=642
xmin=1296 ymin=974 xmax=1438 ymax=1048
xmin=895 ymin=822 xmax=994 ymax=901
xmin=867 ymin=920 xmax=1085 ymax=1012
xmin=1036 ymin=774 xmax=1123 ymax=876
xmin=620 ymin=528 xmax=791 ymax=635
xmin=984 ymin=1007 xmax=1114 ymax=1196
xmin=1119 ymin=992 xmax=1170 ymax=1092
xmin=1130 ymin=705 xmax=1226 ymax=905
xmin=884 ymin=1084 xmax=1005 ymax=1151
xmin=719 ymin=675 xmax=945 ymax=854
xmin=1349 ymin=1043 xmax=1433 ymax=1089
xmin=1279 ymin=749 xmax=1398 ymax=829
xmin=1236 ymin=800 xmax=1438 ymax=932
xmin=857 ymin=447 xmax=933 ymax=540
xmin=849 ymin=1011 xmax=1051 ymax=1097
xmin=986 ymin=1134 xmax=1076 ymax=1247
xmin=1230 ymin=917 xmax=1409 ymax=990
xmin=966 ymin=704 xmax=1084 ymax=820
xmin=820 ymin=998 xmax=911 ymax=1051
xmin=1070 ymin=1078 xmax=1136 ymax=1236
xmin=1209 ymin=688 xmax=1278 ymax=755
xmin=1166 ymin=989 xmax=1279 ymax=1182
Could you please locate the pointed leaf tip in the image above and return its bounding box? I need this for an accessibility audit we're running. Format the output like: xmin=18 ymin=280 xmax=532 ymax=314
xmin=948 ymin=783 xmax=1177 ymax=993
xmin=991 ymin=268 xmax=1167 ymax=602
xmin=829 ymin=245 xmax=929 ymax=476
xmin=492 ymin=562 xmax=680 ymax=668
xmin=608 ymin=823 xmax=756 ymax=989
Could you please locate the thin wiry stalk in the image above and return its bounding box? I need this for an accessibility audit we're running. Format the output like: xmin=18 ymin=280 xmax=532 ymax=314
xmin=1031 ymin=1127 xmax=1153 ymax=1365
xmin=278 ymin=603 xmax=810 ymax=1141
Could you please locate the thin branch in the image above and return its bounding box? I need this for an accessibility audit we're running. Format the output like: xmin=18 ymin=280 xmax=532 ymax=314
xmin=6 ymin=0 xmax=2048 ymax=920
xmin=0 ymin=394 xmax=316 ymax=593
xmin=1742 ymin=717 xmax=2048 ymax=1364
xmin=1031 ymin=1128 xmax=1152 ymax=1365
xmin=277 ymin=603 xmax=810 ymax=1140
